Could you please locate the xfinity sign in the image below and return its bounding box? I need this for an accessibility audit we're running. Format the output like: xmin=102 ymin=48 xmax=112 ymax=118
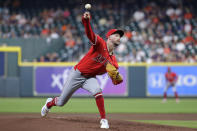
xmin=35 ymin=66 xmax=127 ymax=96
xmin=51 ymin=68 xmax=109 ymax=91
xmin=147 ymin=66 xmax=197 ymax=96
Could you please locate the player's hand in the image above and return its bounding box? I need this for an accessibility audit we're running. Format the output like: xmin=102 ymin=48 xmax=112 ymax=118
xmin=83 ymin=12 xmax=90 ymax=19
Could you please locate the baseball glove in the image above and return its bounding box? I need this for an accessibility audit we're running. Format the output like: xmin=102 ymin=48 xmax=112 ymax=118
xmin=106 ymin=63 xmax=123 ymax=85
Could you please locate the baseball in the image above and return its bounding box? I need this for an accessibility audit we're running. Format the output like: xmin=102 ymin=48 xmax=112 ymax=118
xmin=85 ymin=4 xmax=91 ymax=10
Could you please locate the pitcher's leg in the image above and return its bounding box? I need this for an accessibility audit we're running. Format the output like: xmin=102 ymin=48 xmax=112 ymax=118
xmin=94 ymin=92 xmax=106 ymax=119
xmin=82 ymin=78 xmax=106 ymax=119
xmin=47 ymin=89 xmax=78 ymax=109
xmin=43 ymin=69 xmax=85 ymax=111
xmin=82 ymin=78 xmax=102 ymax=95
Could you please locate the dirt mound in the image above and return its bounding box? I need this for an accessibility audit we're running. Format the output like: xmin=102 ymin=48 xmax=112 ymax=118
xmin=0 ymin=113 xmax=196 ymax=131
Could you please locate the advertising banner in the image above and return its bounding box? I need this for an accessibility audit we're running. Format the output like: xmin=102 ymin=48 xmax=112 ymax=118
xmin=147 ymin=66 xmax=197 ymax=96
xmin=35 ymin=66 xmax=127 ymax=96
xmin=0 ymin=52 xmax=4 ymax=76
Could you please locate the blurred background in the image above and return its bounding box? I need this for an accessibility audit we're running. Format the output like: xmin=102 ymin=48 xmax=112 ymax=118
xmin=0 ymin=1 xmax=197 ymax=129
xmin=0 ymin=0 xmax=197 ymax=98
xmin=0 ymin=0 xmax=197 ymax=62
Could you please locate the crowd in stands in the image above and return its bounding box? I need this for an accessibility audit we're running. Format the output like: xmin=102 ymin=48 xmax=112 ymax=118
xmin=0 ymin=0 xmax=197 ymax=63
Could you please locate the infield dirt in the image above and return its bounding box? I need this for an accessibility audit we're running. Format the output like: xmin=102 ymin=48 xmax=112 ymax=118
xmin=0 ymin=113 xmax=197 ymax=131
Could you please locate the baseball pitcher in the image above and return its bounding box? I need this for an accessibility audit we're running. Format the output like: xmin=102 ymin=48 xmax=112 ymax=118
xmin=163 ymin=67 xmax=179 ymax=103
xmin=41 ymin=11 xmax=124 ymax=129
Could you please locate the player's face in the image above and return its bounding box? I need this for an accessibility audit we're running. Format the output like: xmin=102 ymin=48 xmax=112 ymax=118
xmin=109 ymin=33 xmax=121 ymax=47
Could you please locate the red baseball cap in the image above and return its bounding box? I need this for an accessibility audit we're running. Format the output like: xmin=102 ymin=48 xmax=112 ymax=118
xmin=106 ymin=29 xmax=124 ymax=38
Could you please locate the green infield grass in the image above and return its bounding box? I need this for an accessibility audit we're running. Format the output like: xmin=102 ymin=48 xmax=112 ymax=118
xmin=0 ymin=98 xmax=196 ymax=113
xmin=133 ymin=120 xmax=197 ymax=129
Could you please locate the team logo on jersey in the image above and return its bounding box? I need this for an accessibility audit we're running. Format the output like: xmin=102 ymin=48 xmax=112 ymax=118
xmin=92 ymin=54 xmax=110 ymax=66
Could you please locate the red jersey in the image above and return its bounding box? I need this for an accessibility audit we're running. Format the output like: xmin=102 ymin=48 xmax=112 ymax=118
xmin=74 ymin=17 xmax=118 ymax=77
xmin=165 ymin=72 xmax=177 ymax=83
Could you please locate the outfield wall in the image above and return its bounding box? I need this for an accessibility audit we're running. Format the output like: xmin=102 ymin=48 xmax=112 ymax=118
xmin=1 ymin=65 xmax=197 ymax=98
xmin=0 ymin=46 xmax=197 ymax=97
xmin=0 ymin=52 xmax=4 ymax=76
xmin=34 ymin=66 xmax=128 ymax=96
xmin=147 ymin=66 xmax=197 ymax=97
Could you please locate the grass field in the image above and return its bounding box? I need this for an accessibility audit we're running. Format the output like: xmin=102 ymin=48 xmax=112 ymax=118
xmin=0 ymin=98 xmax=196 ymax=113
xmin=0 ymin=98 xmax=197 ymax=129
xmin=0 ymin=98 xmax=197 ymax=113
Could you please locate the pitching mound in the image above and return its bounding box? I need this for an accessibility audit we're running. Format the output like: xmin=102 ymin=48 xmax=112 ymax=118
xmin=0 ymin=113 xmax=196 ymax=131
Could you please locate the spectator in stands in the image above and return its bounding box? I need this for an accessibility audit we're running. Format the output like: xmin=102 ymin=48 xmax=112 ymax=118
xmin=0 ymin=0 xmax=197 ymax=63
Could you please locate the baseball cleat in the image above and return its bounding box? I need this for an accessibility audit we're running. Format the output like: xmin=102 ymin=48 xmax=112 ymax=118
xmin=100 ymin=119 xmax=109 ymax=129
xmin=41 ymin=98 xmax=53 ymax=117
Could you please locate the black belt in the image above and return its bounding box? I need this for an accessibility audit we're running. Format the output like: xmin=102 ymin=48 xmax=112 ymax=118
xmin=81 ymin=73 xmax=95 ymax=79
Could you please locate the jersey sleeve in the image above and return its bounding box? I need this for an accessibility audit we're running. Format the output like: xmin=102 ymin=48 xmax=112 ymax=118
xmin=82 ymin=17 xmax=97 ymax=45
